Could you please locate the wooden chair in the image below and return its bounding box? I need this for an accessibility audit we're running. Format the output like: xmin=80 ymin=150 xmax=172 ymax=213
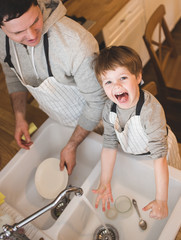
xmin=143 ymin=4 xmax=181 ymax=107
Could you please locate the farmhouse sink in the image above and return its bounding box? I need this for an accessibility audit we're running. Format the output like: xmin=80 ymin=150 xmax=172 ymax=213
xmin=45 ymin=149 xmax=181 ymax=240
xmin=0 ymin=118 xmax=102 ymax=232
xmin=1 ymin=118 xmax=181 ymax=240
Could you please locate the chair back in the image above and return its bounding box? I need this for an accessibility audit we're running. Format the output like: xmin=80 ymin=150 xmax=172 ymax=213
xmin=143 ymin=4 xmax=181 ymax=104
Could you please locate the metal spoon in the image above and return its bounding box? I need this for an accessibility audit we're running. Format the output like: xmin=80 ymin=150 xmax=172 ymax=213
xmin=132 ymin=199 xmax=147 ymax=230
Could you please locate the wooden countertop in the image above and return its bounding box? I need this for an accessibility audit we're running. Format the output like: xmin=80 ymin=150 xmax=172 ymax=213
xmin=64 ymin=0 xmax=130 ymax=36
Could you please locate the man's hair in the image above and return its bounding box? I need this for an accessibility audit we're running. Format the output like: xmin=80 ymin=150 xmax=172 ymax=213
xmin=0 ymin=0 xmax=38 ymax=26
xmin=94 ymin=46 xmax=142 ymax=85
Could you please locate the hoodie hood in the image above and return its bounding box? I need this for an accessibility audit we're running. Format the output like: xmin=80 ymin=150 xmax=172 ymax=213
xmin=38 ymin=0 xmax=67 ymax=34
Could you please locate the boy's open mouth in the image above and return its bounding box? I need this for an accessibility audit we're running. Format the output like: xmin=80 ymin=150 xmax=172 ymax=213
xmin=115 ymin=92 xmax=128 ymax=103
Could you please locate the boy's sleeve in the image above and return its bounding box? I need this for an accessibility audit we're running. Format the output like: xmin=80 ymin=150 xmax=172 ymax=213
xmin=102 ymin=100 xmax=119 ymax=149
xmin=141 ymin=92 xmax=168 ymax=159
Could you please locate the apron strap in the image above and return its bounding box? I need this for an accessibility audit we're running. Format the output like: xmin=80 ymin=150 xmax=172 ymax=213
xmin=111 ymin=102 xmax=116 ymax=113
xmin=4 ymin=33 xmax=53 ymax=77
xmin=135 ymin=88 xmax=144 ymax=115
xmin=43 ymin=33 xmax=53 ymax=77
xmin=4 ymin=36 xmax=14 ymax=68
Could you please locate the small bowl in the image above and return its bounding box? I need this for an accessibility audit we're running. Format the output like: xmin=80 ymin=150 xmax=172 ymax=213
xmin=114 ymin=195 xmax=132 ymax=213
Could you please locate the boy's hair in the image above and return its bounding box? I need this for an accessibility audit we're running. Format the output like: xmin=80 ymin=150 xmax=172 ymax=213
xmin=0 ymin=0 xmax=38 ymax=26
xmin=94 ymin=46 xmax=142 ymax=85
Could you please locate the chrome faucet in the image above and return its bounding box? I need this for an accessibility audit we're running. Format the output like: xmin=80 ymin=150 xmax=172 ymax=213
xmin=0 ymin=186 xmax=83 ymax=239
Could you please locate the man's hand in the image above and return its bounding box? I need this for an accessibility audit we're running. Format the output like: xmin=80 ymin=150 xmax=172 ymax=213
xmin=11 ymin=91 xmax=33 ymax=149
xmin=60 ymin=143 xmax=76 ymax=175
xmin=59 ymin=125 xmax=90 ymax=175
xmin=15 ymin=118 xmax=33 ymax=149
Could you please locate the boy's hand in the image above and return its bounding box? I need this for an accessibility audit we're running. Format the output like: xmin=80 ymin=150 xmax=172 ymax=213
xmin=143 ymin=199 xmax=168 ymax=219
xmin=92 ymin=183 xmax=113 ymax=212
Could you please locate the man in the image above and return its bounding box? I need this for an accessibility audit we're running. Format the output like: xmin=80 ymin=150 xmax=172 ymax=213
xmin=0 ymin=0 xmax=106 ymax=174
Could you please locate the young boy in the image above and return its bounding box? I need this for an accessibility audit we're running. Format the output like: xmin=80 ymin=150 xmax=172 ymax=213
xmin=92 ymin=46 xmax=181 ymax=220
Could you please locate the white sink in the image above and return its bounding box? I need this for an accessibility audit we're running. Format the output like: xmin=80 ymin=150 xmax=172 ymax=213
xmin=0 ymin=118 xmax=102 ymax=231
xmin=159 ymin=197 xmax=181 ymax=240
xmin=46 ymin=149 xmax=181 ymax=240
xmin=1 ymin=118 xmax=181 ymax=240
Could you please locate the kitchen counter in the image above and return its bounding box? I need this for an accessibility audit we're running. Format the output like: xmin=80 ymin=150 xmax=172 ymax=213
xmin=64 ymin=0 xmax=130 ymax=36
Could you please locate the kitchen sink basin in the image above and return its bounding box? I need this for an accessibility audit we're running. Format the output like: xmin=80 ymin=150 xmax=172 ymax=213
xmin=46 ymin=149 xmax=181 ymax=240
xmin=0 ymin=118 xmax=102 ymax=231
xmin=1 ymin=118 xmax=181 ymax=240
xmin=159 ymin=196 xmax=181 ymax=240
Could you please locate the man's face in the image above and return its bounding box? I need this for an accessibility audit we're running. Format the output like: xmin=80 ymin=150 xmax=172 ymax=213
xmin=1 ymin=4 xmax=43 ymax=46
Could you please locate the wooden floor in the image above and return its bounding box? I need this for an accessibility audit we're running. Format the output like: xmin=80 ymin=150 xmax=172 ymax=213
xmin=0 ymin=66 xmax=48 ymax=170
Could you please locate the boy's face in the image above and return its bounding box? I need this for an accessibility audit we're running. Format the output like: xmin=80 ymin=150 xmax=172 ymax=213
xmin=101 ymin=66 xmax=142 ymax=109
xmin=1 ymin=4 xmax=43 ymax=47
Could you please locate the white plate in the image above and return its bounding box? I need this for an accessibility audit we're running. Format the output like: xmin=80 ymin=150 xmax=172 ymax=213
xmin=35 ymin=158 xmax=68 ymax=199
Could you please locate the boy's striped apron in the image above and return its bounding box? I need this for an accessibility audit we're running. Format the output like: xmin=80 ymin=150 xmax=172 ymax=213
xmin=109 ymin=89 xmax=181 ymax=168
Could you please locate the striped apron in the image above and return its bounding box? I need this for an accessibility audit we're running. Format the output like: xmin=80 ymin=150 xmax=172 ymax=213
xmin=4 ymin=33 xmax=86 ymax=127
xmin=109 ymin=89 xmax=181 ymax=169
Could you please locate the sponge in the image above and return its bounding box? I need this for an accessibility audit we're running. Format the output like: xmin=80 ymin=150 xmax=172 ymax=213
xmin=0 ymin=192 xmax=5 ymax=205
xmin=21 ymin=122 xmax=37 ymax=141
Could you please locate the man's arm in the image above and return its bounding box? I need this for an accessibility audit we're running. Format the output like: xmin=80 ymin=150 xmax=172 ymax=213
xmin=60 ymin=125 xmax=90 ymax=175
xmin=10 ymin=91 xmax=32 ymax=149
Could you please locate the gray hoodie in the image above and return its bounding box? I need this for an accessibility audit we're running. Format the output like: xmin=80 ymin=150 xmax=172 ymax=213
xmin=0 ymin=0 xmax=107 ymax=130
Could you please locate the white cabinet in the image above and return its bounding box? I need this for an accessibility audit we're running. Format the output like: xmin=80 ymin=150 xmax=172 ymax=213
xmin=102 ymin=0 xmax=181 ymax=66
xmin=102 ymin=0 xmax=149 ymax=66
